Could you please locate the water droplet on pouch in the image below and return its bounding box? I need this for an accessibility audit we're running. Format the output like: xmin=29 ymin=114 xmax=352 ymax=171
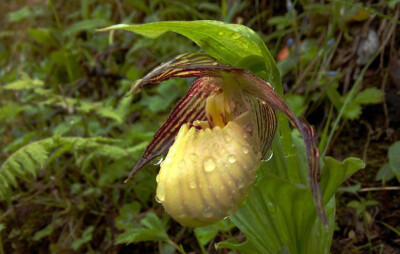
xmin=154 ymin=157 xmax=164 ymax=165
xmin=242 ymin=147 xmax=249 ymax=154
xmin=203 ymin=206 xmax=214 ymax=218
xmin=227 ymin=204 xmax=236 ymax=215
xmin=190 ymin=153 xmax=199 ymax=161
xmin=228 ymin=155 xmax=236 ymax=163
xmin=178 ymin=160 xmax=185 ymax=169
xmin=203 ymin=157 xmax=216 ymax=172
xmin=215 ymin=209 xmax=224 ymax=218
xmin=190 ymin=181 xmax=197 ymax=189
xmin=224 ymin=135 xmax=232 ymax=143
xmin=237 ymin=178 xmax=245 ymax=189
xmin=157 ymin=184 xmax=165 ymax=202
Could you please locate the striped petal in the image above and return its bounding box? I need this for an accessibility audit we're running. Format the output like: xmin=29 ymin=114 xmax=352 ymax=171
xmin=237 ymin=73 xmax=327 ymax=226
xmin=128 ymin=53 xmax=244 ymax=95
xmin=126 ymin=77 xmax=221 ymax=181
xmin=246 ymin=96 xmax=277 ymax=158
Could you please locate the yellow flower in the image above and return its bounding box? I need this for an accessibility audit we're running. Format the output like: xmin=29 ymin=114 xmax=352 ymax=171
xmin=126 ymin=53 xmax=327 ymax=227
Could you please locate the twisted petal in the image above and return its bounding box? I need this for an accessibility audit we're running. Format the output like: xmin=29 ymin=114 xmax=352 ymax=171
xmin=246 ymin=96 xmax=277 ymax=157
xmin=127 ymin=77 xmax=220 ymax=181
xmin=237 ymin=73 xmax=327 ymax=226
xmin=129 ymin=53 xmax=244 ymax=94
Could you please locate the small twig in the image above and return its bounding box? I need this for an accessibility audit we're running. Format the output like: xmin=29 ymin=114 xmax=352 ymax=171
xmin=359 ymin=186 xmax=400 ymax=192
xmin=360 ymin=120 xmax=373 ymax=163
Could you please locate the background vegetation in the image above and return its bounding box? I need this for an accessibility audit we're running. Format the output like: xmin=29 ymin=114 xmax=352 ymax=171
xmin=1 ymin=0 xmax=399 ymax=253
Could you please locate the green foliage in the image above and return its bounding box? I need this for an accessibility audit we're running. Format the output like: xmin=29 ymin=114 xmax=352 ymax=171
xmin=0 ymin=136 xmax=131 ymax=199
xmin=376 ymin=141 xmax=400 ymax=183
xmin=72 ymin=226 xmax=95 ymax=250
xmin=105 ymin=19 xmax=365 ymax=253
xmin=101 ymin=20 xmax=281 ymax=92
xmin=194 ymin=219 xmax=235 ymax=253
xmin=1 ymin=1 xmax=393 ymax=253
xmin=347 ymin=198 xmax=379 ymax=216
xmin=116 ymin=213 xmax=169 ymax=244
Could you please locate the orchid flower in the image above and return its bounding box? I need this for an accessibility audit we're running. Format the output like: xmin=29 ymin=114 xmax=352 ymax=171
xmin=127 ymin=53 xmax=327 ymax=227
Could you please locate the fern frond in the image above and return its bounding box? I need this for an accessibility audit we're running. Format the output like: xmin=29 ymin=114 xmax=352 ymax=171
xmin=0 ymin=136 xmax=135 ymax=199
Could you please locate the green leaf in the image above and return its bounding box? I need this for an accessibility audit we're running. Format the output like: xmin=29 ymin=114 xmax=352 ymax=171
xmin=28 ymin=28 xmax=58 ymax=47
xmin=3 ymin=73 xmax=44 ymax=90
xmin=100 ymin=20 xmax=281 ymax=88
xmin=115 ymin=202 xmax=142 ymax=230
xmin=32 ymin=224 xmax=53 ymax=241
xmin=64 ymin=19 xmax=110 ymax=36
xmin=375 ymin=163 xmax=395 ymax=183
xmin=216 ymin=239 xmax=259 ymax=254
xmin=141 ymin=80 xmax=182 ymax=113
xmin=7 ymin=6 xmax=44 ymax=22
xmin=194 ymin=219 xmax=235 ymax=248
xmin=72 ymin=225 xmax=95 ymax=251
xmin=388 ymin=141 xmax=400 ymax=181
xmin=285 ymin=94 xmax=306 ymax=117
xmin=389 ymin=0 xmax=400 ymax=9
xmin=140 ymin=212 xmax=165 ymax=230
xmin=354 ymin=88 xmax=384 ymax=104
xmin=116 ymin=228 xmax=169 ymax=244
xmin=224 ymin=156 xmax=364 ymax=254
xmin=116 ymin=213 xmax=169 ymax=244
xmin=338 ymin=183 xmax=361 ymax=194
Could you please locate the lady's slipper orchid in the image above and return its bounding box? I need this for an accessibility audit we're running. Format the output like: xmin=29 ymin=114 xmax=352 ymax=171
xmin=127 ymin=53 xmax=327 ymax=227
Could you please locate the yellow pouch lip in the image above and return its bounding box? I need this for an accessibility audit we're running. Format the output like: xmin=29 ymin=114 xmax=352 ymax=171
xmin=156 ymin=114 xmax=260 ymax=227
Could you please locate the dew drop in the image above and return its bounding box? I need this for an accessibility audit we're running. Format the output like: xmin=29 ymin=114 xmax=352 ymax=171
xmin=237 ymin=178 xmax=245 ymax=189
xmin=190 ymin=153 xmax=199 ymax=161
xmin=215 ymin=209 xmax=224 ymax=218
xmin=263 ymin=150 xmax=274 ymax=162
xmin=189 ymin=181 xmax=197 ymax=189
xmin=203 ymin=206 xmax=214 ymax=218
xmin=242 ymin=147 xmax=249 ymax=154
xmin=157 ymin=184 xmax=166 ymax=202
xmin=267 ymin=202 xmax=276 ymax=213
xmin=203 ymin=157 xmax=216 ymax=172
xmin=154 ymin=157 xmax=164 ymax=165
xmin=224 ymin=135 xmax=232 ymax=143
xmin=231 ymin=33 xmax=241 ymax=39
xmin=227 ymin=204 xmax=237 ymax=215
xmin=229 ymin=100 xmax=236 ymax=111
xmin=217 ymin=31 xmax=224 ymax=35
xmin=228 ymin=155 xmax=236 ymax=163
xmin=178 ymin=160 xmax=185 ymax=169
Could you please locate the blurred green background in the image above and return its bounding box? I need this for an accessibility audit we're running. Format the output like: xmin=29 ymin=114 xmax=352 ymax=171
xmin=1 ymin=0 xmax=399 ymax=253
